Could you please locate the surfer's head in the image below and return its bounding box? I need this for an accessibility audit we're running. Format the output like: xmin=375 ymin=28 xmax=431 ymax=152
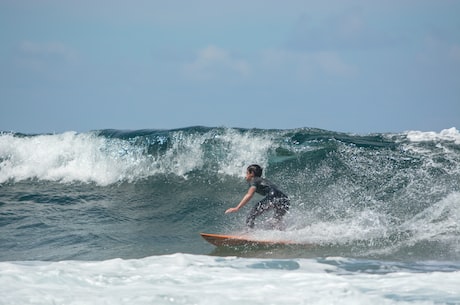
xmin=247 ymin=164 xmax=263 ymax=177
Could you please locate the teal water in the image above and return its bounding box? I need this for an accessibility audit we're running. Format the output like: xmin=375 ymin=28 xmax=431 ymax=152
xmin=0 ymin=127 xmax=459 ymax=261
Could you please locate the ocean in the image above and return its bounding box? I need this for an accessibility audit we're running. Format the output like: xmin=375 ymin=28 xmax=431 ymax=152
xmin=1 ymin=126 xmax=459 ymax=304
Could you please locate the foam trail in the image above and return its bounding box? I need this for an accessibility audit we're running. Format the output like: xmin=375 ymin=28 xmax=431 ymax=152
xmin=1 ymin=254 xmax=459 ymax=305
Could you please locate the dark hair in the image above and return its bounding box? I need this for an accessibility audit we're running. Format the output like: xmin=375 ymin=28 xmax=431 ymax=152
xmin=247 ymin=164 xmax=263 ymax=177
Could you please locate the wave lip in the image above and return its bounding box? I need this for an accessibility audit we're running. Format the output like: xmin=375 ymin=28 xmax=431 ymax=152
xmin=1 ymin=126 xmax=459 ymax=187
xmin=0 ymin=128 xmax=275 ymax=185
xmin=406 ymin=127 xmax=460 ymax=144
xmin=0 ymin=131 xmax=151 ymax=185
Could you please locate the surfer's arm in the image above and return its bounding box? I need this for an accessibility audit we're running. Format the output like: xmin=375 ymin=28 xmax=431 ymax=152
xmin=225 ymin=186 xmax=256 ymax=214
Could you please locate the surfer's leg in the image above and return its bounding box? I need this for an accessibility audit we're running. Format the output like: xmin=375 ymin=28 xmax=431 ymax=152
xmin=272 ymin=197 xmax=290 ymax=229
xmin=246 ymin=198 xmax=272 ymax=228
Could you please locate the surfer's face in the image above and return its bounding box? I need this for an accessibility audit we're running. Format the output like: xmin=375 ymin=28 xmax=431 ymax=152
xmin=245 ymin=170 xmax=254 ymax=182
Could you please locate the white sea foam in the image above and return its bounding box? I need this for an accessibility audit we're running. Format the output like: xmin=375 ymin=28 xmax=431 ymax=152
xmin=0 ymin=131 xmax=151 ymax=185
xmin=406 ymin=127 xmax=460 ymax=144
xmin=401 ymin=192 xmax=460 ymax=244
xmin=247 ymin=191 xmax=460 ymax=257
xmin=249 ymin=207 xmax=392 ymax=247
xmin=0 ymin=129 xmax=275 ymax=185
xmin=0 ymin=254 xmax=459 ymax=305
xmin=214 ymin=129 xmax=273 ymax=177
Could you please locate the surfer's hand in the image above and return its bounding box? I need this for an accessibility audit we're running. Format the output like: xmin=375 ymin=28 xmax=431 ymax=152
xmin=225 ymin=207 xmax=238 ymax=214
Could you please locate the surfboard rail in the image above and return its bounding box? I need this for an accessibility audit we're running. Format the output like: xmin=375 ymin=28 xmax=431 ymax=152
xmin=200 ymin=232 xmax=304 ymax=248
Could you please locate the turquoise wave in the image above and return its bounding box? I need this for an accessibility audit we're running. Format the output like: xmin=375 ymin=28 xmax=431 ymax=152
xmin=0 ymin=127 xmax=459 ymax=261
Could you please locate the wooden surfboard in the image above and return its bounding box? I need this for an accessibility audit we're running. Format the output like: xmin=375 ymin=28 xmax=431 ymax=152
xmin=200 ymin=232 xmax=302 ymax=247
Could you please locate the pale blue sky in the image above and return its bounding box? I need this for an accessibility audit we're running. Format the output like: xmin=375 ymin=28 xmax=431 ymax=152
xmin=1 ymin=0 xmax=459 ymax=134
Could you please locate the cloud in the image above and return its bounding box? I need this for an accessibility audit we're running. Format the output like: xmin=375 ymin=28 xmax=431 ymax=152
xmin=286 ymin=10 xmax=397 ymax=52
xmin=182 ymin=45 xmax=250 ymax=81
xmin=260 ymin=48 xmax=356 ymax=81
xmin=19 ymin=41 xmax=78 ymax=62
xmin=15 ymin=41 xmax=79 ymax=70
xmin=417 ymin=34 xmax=460 ymax=67
xmin=181 ymin=45 xmax=356 ymax=86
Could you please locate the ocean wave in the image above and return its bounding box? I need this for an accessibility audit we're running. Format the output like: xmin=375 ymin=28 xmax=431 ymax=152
xmin=1 ymin=127 xmax=459 ymax=261
xmin=1 ymin=127 xmax=458 ymax=186
xmin=406 ymin=127 xmax=460 ymax=144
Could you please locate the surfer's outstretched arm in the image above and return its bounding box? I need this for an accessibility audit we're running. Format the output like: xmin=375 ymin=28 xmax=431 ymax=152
xmin=225 ymin=186 xmax=256 ymax=214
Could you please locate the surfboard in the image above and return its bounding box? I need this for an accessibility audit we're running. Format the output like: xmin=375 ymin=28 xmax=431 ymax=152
xmin=200 ymin=232 xmax=301 ymax=247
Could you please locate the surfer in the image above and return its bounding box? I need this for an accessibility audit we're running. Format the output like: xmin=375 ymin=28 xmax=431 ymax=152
xmin=225 ymin=164 xmax=290 ymax=229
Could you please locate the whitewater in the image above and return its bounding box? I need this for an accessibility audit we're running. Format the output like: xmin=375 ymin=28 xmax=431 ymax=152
xmin=1 ymin=126 xmax=459 ymax=304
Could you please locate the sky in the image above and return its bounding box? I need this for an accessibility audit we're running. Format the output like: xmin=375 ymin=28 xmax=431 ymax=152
xmin=1 ymin=0 xmax=459 ymax=134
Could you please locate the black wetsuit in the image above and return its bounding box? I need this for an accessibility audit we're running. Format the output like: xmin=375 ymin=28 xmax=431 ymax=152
xmin=246 ymin=177 xmax=290 ymax=228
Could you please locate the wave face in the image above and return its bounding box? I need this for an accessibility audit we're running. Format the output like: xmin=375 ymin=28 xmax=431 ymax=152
xmin=0 ymin=127 xmax=459 ymax=261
